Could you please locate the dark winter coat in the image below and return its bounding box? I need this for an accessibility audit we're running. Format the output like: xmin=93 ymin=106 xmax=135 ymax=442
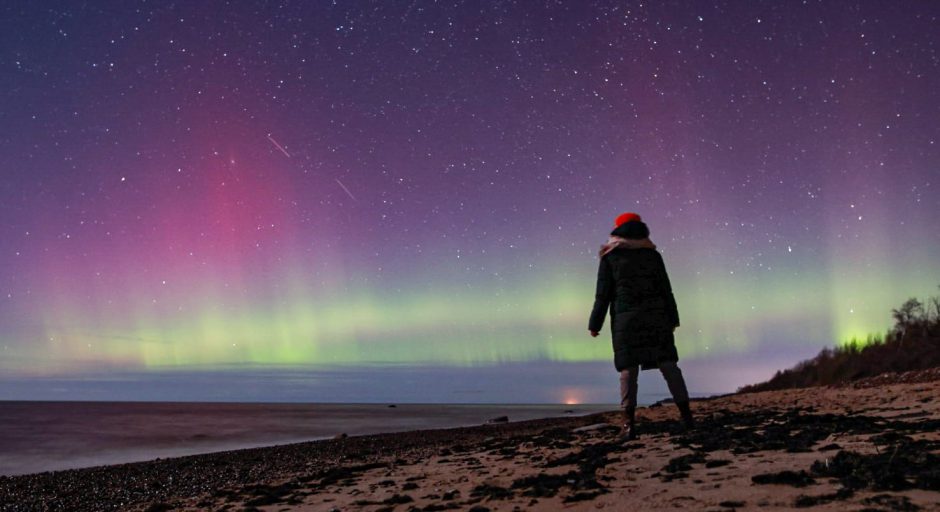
xmin=588 ymin=235 xmax=680 ymax=372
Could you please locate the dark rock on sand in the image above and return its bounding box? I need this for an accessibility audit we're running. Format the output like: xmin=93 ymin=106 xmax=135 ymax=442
xmin=862 ymin=494 xmax=921 ymax=511
xmin=751 ymin=470 xmax=816 ymax=487
xmin=382 ymin=493 xmax=413 ymax=504
xmin=528 ymin=427 xmax=576 ymax=450
xmin=512 ymin=471 xmax=580 ymax=497
xmin=487 ymin=415 xmax=509 ymax=424
xmin=811 ymin=444 xmax=940 ymax=492
xmin=350 ymin=492 xmax=413 ymax=508
xmin=512 ymin=438 xmax=618 ymax=499
xmin=793 ymin=488 xmax=853 ymax=508
xmin=470 ymin=483 xmax=513 ymax=500
xmin=704 ymin=459 xmax=731 ymax=468
xmin=663 ymin=453 xmax=707 ymax=473
xmin=316 ymin=462 xmax=388 ymax=486
xmin=563 ymin=490 xmax=606 ymax=502
xmin=419 ymin=503 xmax=461 ymax=511
xmin=243 ymin=482 xmax=300 ymax=506
xmin=544 ymin=439 xmax=623 ymax=473
xmin=670 ymin=408 xmax=912 ymax=456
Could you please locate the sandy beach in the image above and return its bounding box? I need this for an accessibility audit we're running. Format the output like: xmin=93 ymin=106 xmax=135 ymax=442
xmin=2 ymin=368 xmax=940 ymax=511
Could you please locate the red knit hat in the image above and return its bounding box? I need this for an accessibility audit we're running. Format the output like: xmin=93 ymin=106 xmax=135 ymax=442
xmin=614 ymin=212 xmax=642 ymax=227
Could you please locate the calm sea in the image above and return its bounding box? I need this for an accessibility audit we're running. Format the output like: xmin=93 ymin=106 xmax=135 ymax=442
xmin=0 ymin=401 xmax=612 ymax=476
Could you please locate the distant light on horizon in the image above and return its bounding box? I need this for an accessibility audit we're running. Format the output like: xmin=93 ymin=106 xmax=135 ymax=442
xmin=561 ymin=387 xmax=586 ymax=406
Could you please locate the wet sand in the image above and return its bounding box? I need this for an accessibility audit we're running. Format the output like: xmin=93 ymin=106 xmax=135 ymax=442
xmin=2 ymin=368 xmax=940 ymax=511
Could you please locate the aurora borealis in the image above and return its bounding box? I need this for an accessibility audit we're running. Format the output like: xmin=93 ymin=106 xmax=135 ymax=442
xmin=1 ymin=1 xmax=938 ymax=402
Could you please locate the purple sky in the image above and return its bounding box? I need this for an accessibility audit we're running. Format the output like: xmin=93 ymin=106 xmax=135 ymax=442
xmin=1 ymin=1 xmax=938 ymax=403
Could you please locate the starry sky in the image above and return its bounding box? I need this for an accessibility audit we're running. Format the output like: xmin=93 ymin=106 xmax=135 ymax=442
xmin=1 ymin=1 xmax=938 ymax=403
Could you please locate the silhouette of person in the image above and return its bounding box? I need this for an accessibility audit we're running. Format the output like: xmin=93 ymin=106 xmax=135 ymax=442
xmin=589 ymin=213 xmax=694 ymax=439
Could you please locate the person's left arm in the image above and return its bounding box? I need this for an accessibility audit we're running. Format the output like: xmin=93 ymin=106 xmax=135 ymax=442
xmin=656 ymin=252 xmax=680 ymax=329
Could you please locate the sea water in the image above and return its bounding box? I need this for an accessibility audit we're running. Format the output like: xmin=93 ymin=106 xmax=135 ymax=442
xmin=0 ymin=401 xmax=612 ymax=476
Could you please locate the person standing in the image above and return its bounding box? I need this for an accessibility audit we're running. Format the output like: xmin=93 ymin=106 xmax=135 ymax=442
xmin=588 ymin=213 xmax=694 ymax=440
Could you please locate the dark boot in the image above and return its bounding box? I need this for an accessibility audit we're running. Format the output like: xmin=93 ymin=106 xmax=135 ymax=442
xmin=676 ymin=401 xmax=695 ymax=430
xmin=621 ymin=406 xmax=637 ymax=441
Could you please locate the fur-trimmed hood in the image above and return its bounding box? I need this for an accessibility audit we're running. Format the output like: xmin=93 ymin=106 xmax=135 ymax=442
xmin=598 ymin=236 xmax=656 ymax=258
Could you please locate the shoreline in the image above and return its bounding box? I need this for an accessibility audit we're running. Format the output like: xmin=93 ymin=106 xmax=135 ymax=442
xmin=0 ymin=409 xmax=614 ymax=511
xmin=0 ymin=402 xmax=615 ymax=478
xmin=2 ymin=370 xmax=940 ymax=511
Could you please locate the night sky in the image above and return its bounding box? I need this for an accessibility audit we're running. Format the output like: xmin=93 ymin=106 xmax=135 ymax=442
xmin=1 ymin=1 xmax=938 ymax=403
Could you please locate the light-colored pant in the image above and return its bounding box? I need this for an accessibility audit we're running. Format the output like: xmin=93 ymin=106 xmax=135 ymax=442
xmin=619 ymin=361 xmax=689 ymax=409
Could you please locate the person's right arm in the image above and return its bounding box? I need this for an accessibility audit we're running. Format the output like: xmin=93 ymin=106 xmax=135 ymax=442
xmin=588 ymin=257 xmax=613 ymax=335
